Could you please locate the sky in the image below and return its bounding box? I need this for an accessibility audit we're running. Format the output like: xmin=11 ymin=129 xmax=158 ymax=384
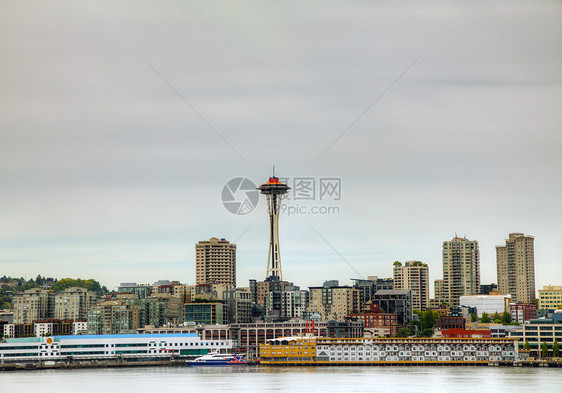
xmin=1 ymin=0 xmax=561 ymax=294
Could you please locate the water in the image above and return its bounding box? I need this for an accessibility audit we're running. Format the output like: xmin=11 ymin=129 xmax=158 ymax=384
xmin=1 ymin=366 xmax=560 ymax=393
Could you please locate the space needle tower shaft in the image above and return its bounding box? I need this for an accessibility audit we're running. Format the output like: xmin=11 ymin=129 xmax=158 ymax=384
xmin=258 ymin=170 xmax=290 ymax=280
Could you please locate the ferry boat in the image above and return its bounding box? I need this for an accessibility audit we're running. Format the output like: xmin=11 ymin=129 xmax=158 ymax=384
xmin=0 ymin=334 xmax=236 ymax=364
xmin=186 ymin=352 xmax=246 ymax=366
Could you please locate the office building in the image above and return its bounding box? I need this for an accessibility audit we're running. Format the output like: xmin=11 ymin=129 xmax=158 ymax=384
xmin=393 ymin=261 xmax=429 ymax=311
xmin=508 ymin=312 xmax=562 ymax=357
xmin=538 ymin=285 xmax=562 ymax=310
xmin=195 ymin=237 xmax=237 ymax=287
xmin=496 ymin=233 xmax=535 ymax=303
xmin=442 ymin=235 xmax=480 ymax=306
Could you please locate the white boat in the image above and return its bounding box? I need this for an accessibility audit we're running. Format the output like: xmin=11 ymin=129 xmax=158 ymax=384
xmin=186 ymin=352 xmax=246 ymax=366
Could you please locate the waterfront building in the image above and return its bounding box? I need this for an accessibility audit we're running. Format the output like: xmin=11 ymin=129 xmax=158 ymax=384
xmin=442 ymin=235 xmax=480 ymax=307
xmin=508 ymin=312 xmax=562 ymax=357
xmin=0 ymin=333 xmax=235 ymax=364
xmin=260 ymin=336 xmax=519 ymax=364
xmin=509 ymin=303 xmax=537 ymax=324
xmin=307 ymin=282 xmax=360 ymax=322
xmin=54 ymin=287 xmax=97 ymax=321
xmin=496 ymin=233 xmax=535 ymax=303
xmin=538 ymin=285 xmax=562 ymax=310
xmin=13 ymin=289 xmax=54 ymax=324
xmin=459 ymin=294 xmax=512 ymax=318
xmin=393 ymin=261 xmax=429 ymax=311
xmin=195 ymin=237 xmax=237 ymax=287
xmin=371 ymin=289 xmax=413 ymax=325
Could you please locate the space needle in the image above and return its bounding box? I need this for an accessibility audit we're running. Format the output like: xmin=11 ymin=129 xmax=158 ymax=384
xmin=258 ymin=169 xmax=290 ymax=281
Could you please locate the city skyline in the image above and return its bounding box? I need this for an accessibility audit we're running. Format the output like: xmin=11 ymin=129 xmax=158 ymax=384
xmin=1 ymin=1 xmax=561 ymax=294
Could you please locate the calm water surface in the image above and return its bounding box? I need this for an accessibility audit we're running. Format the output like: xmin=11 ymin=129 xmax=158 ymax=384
xmin=1 ymin=366 xmax=560 ymax=393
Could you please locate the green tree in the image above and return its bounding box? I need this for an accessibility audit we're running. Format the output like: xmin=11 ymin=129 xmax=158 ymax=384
xmin=471 ymin=313 xmax=478 ymax=322
xmin=395 ymin=328 xmax=412 ymax=338
xmin=419 ymin=310 xmax=438 ymax=331
xmin=553 ymin=341 xmax=559 ymax=358
xmin=493 ymin=311 xmax=501 ymax=321
xmin=541 ymin=342 xmax=549 ymax=358
xmin=393 ymin=261 xmax=402 ymax=267
xmin=523 ymin=340 xmax=530 ymax=351
xmin=481 ymin=312 xmax=491 ymax=323
xmin=501 ymin=312 xmax=512 ymax=325
xmin=51 ymin=278 xmax=106 ymax=294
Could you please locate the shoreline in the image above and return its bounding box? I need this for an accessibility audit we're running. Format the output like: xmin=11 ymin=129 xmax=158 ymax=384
xmin=2 ymin=358 xmax=561 ymax=371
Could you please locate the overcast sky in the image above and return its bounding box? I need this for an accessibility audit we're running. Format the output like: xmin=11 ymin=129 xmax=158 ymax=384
xmin=1 ymin=0 xmax=561 ymax=294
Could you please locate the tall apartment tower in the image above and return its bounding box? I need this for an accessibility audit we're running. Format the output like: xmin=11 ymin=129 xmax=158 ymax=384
xmin=195 ymin=237 xmax=237 ymax=287
xmin=496 ymin=233 xmax=535 ymax=303
xmin=442 ymin=235 xmax=480 ymax=307
xmin=393 ymin=261 xmax=429 ymax=311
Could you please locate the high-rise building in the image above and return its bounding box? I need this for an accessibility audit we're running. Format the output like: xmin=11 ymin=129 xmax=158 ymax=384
xmin=54 ymin=287 xmax=97 ymax=321
xmin=393 ymin=261 xmax=429 ymax=311
xmin=195 ymin=237 xmax=237 ymax=287
xmin=442 ymin=235 xmax=480 ymax=307
xmin=496 ymin=233 xmax=535 ymax=303
xmin=12 ymin=289 xmax=54 ymax=324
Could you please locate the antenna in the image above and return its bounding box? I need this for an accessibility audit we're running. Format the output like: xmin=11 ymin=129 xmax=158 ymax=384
xmin=272 ymin=165 xmax=275 ymax=177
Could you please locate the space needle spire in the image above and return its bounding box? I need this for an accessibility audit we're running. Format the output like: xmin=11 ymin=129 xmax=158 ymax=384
xmin=258 ymin=170 xmax=290 ymax=280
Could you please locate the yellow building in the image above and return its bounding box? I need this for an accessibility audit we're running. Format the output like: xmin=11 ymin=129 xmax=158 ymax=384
xmin=259 ymin=337 xmax=316 ymax=363
xmin=538 ymin=285 xmax=562 ymax=310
